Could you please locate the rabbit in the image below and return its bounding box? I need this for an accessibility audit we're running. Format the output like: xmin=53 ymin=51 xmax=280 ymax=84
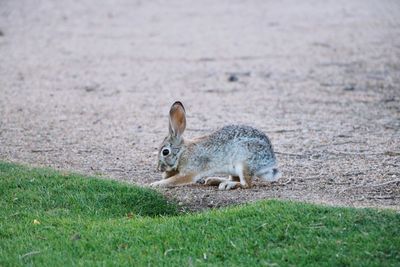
xmin=150 ymin=101 xmax=280 ymax=190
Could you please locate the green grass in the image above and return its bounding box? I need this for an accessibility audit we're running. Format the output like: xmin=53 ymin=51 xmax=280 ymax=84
xmin=1 ymin=162 xmax=399 ymax=266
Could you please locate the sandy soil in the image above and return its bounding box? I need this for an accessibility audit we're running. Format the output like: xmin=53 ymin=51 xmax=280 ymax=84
xmin=1 ymin=0 xmax=399 ymax=211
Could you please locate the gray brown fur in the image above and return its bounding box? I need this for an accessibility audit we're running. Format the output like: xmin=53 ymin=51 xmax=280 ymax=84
xmin=181 ymin=125 xmax=277 ymax=177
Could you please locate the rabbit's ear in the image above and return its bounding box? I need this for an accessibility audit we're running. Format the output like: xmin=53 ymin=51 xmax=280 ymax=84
xmin=169 ymin=101 xmax=186 ymax=139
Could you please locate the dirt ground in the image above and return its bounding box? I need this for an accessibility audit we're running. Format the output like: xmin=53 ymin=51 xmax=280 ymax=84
xmin=1 ymin=0 xmax=399 ymax=211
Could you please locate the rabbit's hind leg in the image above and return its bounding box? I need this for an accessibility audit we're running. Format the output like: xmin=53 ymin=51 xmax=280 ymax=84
xmin=218 ymin=180 xmax=240 ymax=190
xmin=236 ymin=163 xmax=252 ymax=188
xmin=218 ymin=163 xmax=252 ymax=190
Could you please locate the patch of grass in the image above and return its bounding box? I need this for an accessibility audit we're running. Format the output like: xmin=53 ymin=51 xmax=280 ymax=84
xmin=0 ymin=162 xmax=178 ymax=219
xmin=1 ymin=162 xmax=399 ymax=266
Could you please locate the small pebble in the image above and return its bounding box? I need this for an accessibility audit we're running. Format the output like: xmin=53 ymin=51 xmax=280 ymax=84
xmin=228 ymin=75 xmax=238 ymax=82
xmin=343 ymin=85 xmax=355 ymax=91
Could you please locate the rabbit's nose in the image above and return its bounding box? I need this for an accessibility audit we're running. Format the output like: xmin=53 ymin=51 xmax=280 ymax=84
xmin=157 ymin=162 xmax=166 ymax=172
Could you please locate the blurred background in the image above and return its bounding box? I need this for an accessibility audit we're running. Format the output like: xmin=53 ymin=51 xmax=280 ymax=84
xmin=0 ymin=0 xmax=399 ymax=210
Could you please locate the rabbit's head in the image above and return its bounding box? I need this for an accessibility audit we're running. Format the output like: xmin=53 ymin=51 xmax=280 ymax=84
xmin=157 ymin=101 xmax=186 ymax=172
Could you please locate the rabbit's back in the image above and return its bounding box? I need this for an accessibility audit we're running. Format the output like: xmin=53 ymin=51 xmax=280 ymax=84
xmin=190 ymin=125 xmax=276 ymax=175
xmin=210 ymin=125 xmax=272 ymax=146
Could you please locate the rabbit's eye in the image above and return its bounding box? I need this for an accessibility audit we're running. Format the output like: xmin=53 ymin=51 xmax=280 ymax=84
xmin=162 ymin=147 xmax=171 ymax=156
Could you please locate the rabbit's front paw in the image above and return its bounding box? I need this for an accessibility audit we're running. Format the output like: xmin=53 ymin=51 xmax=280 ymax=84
xmin=150 ymin=180 xmax=169 ymax=187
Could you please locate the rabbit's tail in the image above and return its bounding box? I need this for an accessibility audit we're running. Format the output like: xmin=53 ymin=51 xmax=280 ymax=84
xmin=257 ymin=167 xmax=281 ymax=182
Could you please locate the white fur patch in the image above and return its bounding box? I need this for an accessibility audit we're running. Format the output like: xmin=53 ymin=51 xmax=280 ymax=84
xmin=218 ymin=181 xmax=240 ymax=190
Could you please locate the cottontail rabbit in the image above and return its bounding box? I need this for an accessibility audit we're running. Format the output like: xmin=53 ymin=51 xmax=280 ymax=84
xmin=150 ymin=101 xmax=280 ymax=190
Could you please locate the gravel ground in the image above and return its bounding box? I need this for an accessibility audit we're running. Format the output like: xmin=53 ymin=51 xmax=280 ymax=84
xmin=1 ymin=0 xmax=399 ymax=211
